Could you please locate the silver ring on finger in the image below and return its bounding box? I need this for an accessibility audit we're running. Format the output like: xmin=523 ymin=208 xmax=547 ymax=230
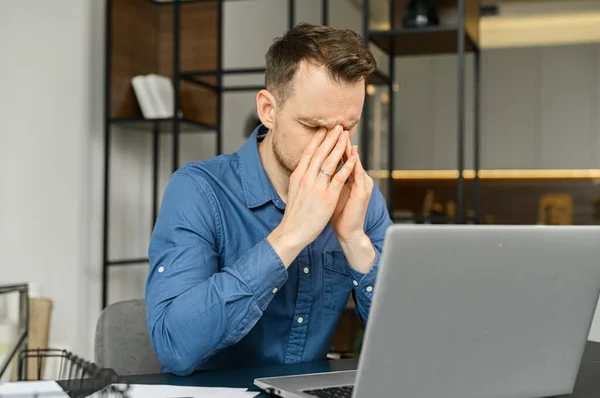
xmin=320 ymin=169 xmax=332 ymax=177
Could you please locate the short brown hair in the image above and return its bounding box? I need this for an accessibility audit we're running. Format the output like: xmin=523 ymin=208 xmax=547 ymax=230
xmin=265 ymin=23 xmax=377 ymax=104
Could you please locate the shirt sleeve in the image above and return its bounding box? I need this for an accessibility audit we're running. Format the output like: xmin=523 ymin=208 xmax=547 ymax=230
xmin=145 ymin=171 xmax=288 ymax=376
xmin=346 ymin=183 xmax=393 ymax=323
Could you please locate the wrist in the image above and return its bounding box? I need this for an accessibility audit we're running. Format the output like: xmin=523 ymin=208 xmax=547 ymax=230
xmin=338 ymin=232 xmax=376 ymax=273
xmin=267 ymin=225 xmax=306 ymax=268
xmin=337 ymin=231 xmax=369 ymax=248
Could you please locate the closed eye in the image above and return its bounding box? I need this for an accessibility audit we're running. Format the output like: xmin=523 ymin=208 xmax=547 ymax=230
xmin=301 ymin=123 xmax=320 ymax=131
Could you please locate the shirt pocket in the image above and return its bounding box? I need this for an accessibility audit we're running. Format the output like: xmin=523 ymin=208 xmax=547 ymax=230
xmin=322 ymin=251 xmax=353 ymax=312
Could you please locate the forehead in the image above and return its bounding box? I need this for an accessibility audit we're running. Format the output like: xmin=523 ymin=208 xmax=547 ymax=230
xmin=287 ymin=61 xmax=365 ymax=128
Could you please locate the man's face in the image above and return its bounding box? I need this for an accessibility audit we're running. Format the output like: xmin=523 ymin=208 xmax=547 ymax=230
xmin=270 ymin=61 xmax=365 ymax=175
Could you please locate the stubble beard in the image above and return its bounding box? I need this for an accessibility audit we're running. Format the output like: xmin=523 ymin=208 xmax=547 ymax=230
xmin=272 ymin=124 xmax=295 ymax=177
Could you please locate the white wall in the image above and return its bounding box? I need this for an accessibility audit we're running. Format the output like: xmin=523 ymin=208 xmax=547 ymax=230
xmin=0 ymin=0 xmax=102 ymax=357
xmin=394 ymin=43 xmax=600 ymax=170
xmin=0 ymin=0 xmax=598 ymax=365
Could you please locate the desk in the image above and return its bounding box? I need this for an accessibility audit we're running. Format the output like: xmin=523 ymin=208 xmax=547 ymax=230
xmin=119 ymin=341 xmax=600 ymax=397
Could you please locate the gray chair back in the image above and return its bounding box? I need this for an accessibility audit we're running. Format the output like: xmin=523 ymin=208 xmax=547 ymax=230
xmin=94 ymin=299 xmax=161 ymax=375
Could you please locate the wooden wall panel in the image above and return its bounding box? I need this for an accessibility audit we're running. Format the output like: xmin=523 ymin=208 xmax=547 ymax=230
xmin=109 ymin=1 xmax=218 ymax=125
xmin=110 ymin=0 xmax=158 ymax=119
xmin=157 ymin=3 xmax=218 ymax=127
xmin=464 ymin=0 xmax=479 ymax=47
xmin=157 ymin=3 xmax=218 ymax=74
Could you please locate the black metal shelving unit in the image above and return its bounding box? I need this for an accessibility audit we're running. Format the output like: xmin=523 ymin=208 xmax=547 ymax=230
xmin=101 ymin=0 xmax=394 ymax=308
xmin=102 ymin=0 xmax=480 ymax=308
xmin=361 ymin=0 xmax=481 ymax=224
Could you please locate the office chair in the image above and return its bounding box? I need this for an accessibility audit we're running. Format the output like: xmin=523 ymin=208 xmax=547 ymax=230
xmin=94 ymin=299 xmax=161 ymax=375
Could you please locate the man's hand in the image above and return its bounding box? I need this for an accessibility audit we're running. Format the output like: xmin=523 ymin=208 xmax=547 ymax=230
xmin=330 ymin=138 xmax=376 ymax=274
xmin=268 ymin=126 xmax=356 ymax=268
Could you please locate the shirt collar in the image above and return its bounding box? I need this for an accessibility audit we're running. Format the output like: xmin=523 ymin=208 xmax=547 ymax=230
xmin=236 ymin=124 xmax=285 ymax=210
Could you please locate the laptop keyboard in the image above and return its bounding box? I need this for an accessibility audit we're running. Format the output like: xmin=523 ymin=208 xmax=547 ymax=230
xmin=303 ymin=385 xmax=354 ymax=398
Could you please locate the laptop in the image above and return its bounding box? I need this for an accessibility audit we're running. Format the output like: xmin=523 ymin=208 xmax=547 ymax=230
xmin=254 ymin=225 xmax=600 ymax=398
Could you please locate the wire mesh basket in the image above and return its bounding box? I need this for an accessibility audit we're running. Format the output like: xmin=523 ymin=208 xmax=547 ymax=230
xmin=6 ymin=349 xmax=130 ymax=398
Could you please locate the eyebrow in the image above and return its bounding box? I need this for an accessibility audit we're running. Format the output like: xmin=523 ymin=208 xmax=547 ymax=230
xmin=298 ymin=117 xmax=359 ymax=130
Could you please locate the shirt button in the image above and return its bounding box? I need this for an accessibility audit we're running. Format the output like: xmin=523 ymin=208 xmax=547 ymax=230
xmin=272 ymin=288 xmax=278 ymax=294
xmin=297 ymin=317 xmax=304 ymax=324
xmin=353 ymin=280 xmax=358 ymax=286
xmin=366 ymin=286 xmax=373 ymax=293
xmin=303 ymin=267 xmax=309 ymax=274
xmin=158 ymin=266 xmax=165 ymax=273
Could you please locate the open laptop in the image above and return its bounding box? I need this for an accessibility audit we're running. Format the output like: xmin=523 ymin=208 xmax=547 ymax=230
xmin=255 ymin=225 xmax=600 ymax=398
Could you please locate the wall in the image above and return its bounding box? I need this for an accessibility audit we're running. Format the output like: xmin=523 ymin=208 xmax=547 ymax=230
xmin=0 ymin=0 xmax=101 ymax=357
xmin=0 ymin=0 xmax=598 ymax=364
xmin=394 ymin=43 xmax=600 ymax=170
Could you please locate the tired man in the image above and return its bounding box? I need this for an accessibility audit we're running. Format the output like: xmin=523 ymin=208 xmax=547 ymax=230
xmin=145 ymin=23 xmax=393 ymax=376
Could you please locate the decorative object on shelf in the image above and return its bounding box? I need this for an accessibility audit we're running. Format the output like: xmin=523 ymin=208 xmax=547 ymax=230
xmin=537 ymin=194 xmax=573 ymax=225
xmin=402 ymin=0 xmax=439 ymax=29
xmin=421 ymin=189 xmax=436 ymax=219
xmin=131 ymin=74 xmax=181 ymax=119
xmin=445 ymin=200 xmax=456 ymax=222
xmin=430 ymin=202 xmax=445 ymax=223
xmin=592 ymin=196 xmax=600 ymax=220
xmin=483 ymin=215 xmax=496 ymax=224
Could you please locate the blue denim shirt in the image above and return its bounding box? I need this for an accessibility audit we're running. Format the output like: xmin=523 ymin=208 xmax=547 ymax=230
xmin=146 ymin=125 xmax=393 ymax=376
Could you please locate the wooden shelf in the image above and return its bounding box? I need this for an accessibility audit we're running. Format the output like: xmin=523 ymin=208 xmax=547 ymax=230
xmin=370 ymin=0 xmax=479 ymax=57
xmin=369 ymin=26 xmax=477 ymax=56
xmin=109 ymin=117 xmax=217 ymax=132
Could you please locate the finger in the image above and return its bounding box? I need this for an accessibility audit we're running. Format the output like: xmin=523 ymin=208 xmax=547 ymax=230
xmin=344 ymin=134 xmax=352 ymax=163
xmin=318 ymin=130 xmax=349 ymax=186
xmin=352 ymin=145 xmax=366 ymax=188
xmin=307 ymin=125 xmax=343 ymax=177
xmin=329 ymin=153 xmax=357 ymax=194
xmin=293 ymin=128 xmax=327 ymax=178
xmin=344 ymin=132 xmax=356 ymax=184
xmin=346 ymin=139 xmax=355 ymax=185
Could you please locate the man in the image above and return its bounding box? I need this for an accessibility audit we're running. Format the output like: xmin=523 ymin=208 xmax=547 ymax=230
xmin=146 ymin=23 xmax=393 ymax=376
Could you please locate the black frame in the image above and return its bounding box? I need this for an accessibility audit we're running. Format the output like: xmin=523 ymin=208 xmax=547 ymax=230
xmin=102 ymin=0 xmax=481 ymax=308
xmin=361 ymin=0 xmax=481 ymax=224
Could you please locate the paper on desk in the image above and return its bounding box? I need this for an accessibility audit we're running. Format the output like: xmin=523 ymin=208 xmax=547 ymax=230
xmin=0 ymin=380 xmax=68 ymax=397
xmin=87 ymin=383 xmax=260 ymax=398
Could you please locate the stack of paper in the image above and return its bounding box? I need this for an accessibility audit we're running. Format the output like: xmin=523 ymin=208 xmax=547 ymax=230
xmin=89 ymin=383 xmax=260 ymax=398
xmin=131 ymin=74 xmax=181 ymax=119
xmin=0 ymin=381 xmax=260 ymax=398
xmin=0 ymin=380 xmax=68 ymax=397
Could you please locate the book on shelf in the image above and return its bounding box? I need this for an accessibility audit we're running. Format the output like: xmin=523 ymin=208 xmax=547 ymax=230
xmin=131 ymin=74 xmax=182 ymax=120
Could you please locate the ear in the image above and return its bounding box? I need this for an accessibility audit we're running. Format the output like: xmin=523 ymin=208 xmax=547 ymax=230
xmin=256 ymin=89 xmax=277 ymax=130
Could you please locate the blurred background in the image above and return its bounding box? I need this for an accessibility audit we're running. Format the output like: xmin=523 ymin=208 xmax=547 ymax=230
xmin=1 ymin=0 xmax=600 ymax=373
